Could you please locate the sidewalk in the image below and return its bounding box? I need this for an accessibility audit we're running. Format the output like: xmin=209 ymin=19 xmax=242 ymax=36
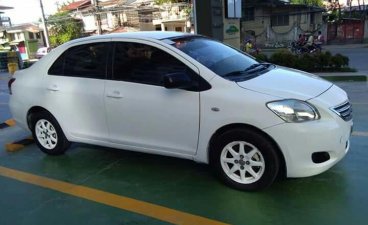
xmin=314 ymin=71 xmax=368 ymax=76
xmin=323 ymin=43 xmax=368 ymax=50
xmin=314 ymin=71 xmax=367 ymax=82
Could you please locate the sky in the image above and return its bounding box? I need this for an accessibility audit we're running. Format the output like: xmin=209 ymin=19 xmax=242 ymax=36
xmin=0 ymin=0 xmax=68 ymax=25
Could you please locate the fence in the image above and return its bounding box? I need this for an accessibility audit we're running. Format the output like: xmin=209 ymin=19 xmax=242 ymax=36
xmin=327 ymin=19 xmax=365 ymax=44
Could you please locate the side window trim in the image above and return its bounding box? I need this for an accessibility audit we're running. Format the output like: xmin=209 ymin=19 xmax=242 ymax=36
xmin=111 ymin=38 xmax=201 ymax=75
xmin=110 ymin=39 xmax=211 ymax=92
xmin=48 ymin=41 xmax=112 ymax=80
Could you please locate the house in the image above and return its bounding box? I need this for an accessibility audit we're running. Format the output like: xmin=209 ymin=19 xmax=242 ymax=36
xmin=152 ymin=2 xmax=191 ymax=32
xmin=5 ymin=23 xmax=46 ymax=60
xmin=241 ymin=1 xmax=324 ymax=47
xmin=61 ymin=0 xmax=137 ymax=33
xmin=0 ymin=5 xmax=13 ymax=44
xmin=322 ymin=0 xmax=367 ymax=43
xmin=61 ymin=0 xmax=191 ymax=34
xmin=0 ymin=5 xmax=12 ymax=27
xmin=60 ymin=0 xmax=95 ymax=32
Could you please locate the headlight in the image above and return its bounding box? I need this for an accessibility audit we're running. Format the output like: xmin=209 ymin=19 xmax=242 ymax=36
xmin=267 ymin=99 xmax=320 ymax=123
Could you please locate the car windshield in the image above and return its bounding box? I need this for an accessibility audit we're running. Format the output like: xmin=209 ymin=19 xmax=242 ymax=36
xmin=167 ymin=36 xmax=269 ymax=81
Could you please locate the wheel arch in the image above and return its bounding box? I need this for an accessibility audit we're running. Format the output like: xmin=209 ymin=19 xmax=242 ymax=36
xmin=208 ymin=123 xmax=287 ymax=178
xmin=27 ymin=106 xmax=53 ymax=129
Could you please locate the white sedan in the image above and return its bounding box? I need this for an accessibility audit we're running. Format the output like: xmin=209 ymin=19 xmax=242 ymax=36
xmin=9 ymin=32 xmax=353 ymax=191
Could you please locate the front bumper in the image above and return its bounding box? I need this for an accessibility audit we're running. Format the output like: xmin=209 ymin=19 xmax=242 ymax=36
xmin=264 ymin=118 xmax=352 ymax=177
xmin=263 ymin=85 xmax=352 ymax=178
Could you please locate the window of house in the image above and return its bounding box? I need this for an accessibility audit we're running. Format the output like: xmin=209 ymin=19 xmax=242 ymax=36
xmin=112 ymin=42 xmax=195 ymax=87
xmin=271 ymin=15 xmax=289 ymax=26
xmin=139 ymin=13 xmax=153 ymax=23
xmin=100 ymin=13 xmax=108 ymax=26
xmin=48 ymin=43 xmax=109 ymax=79
xmin=242 ymin=7 xmax=255 ymax=21
xmin=310 ymin=13 xmax=315 ymax=24
xmin=175 ymin=27 xmax=182 ymax=32
xmin=36 ymin=32 xmax=41 ymax=39
xmin=28 ymin=32 xmax=34 ymax=39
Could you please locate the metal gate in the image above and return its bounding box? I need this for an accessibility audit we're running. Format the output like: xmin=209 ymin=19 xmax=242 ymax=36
xmin=327 ymin=19 xmax=364 ymax=44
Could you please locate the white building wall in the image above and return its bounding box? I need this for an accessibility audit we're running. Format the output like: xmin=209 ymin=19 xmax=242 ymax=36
xmin=107 ymin=12 xmax=114 ymax=28
xmin=82 ymin=15 xmax=97 ymax=32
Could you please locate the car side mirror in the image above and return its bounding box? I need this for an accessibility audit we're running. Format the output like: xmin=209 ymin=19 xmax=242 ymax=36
xmin=163 ymin=72 xmax=194 ymax=89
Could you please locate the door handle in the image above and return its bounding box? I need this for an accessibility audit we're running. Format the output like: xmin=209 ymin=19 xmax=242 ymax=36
xmin=47 ymin=84 xmax=59 ymax=91
xmin=106 ymin=90 xmax=123 ymax=99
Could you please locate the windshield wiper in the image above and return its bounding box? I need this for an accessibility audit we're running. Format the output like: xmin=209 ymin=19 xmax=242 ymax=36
xmin=222 ymin=63 xmax=272 ymax=78
xmin=244 ymin=63 xmax=271 ymax=72
xmin=222 ymin=70 xmax=248 ymax=78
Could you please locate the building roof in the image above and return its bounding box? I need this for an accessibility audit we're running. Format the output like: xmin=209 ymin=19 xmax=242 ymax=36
xmin=0 ymin=5 xmax=13 ymax=10
xmin=68 ymin=31 xmax=189 ymax=45
xmin=61 ymin=0 xmax=91 ymax=11
xmin=6 ymin=23 xmax=42 ymax=33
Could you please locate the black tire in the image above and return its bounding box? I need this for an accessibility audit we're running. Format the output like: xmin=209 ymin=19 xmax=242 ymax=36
xmin=30 ymin=111 xmax=70 ymax=155
xmin=210 ymin=128 xmax=280 ymax=191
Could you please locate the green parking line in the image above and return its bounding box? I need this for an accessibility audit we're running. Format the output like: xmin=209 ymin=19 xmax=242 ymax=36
xmin=0 ymin=166 xmax=229 ymax=225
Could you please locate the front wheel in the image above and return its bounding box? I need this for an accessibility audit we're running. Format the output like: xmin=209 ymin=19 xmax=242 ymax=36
xmin=31 ymin=111 xmax=70 ymax=155
xmin=210 ymin=128 xmax=280 ymax=191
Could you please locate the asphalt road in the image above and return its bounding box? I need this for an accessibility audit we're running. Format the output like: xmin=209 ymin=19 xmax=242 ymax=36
xmin=324 ymin=45 xmax=368 ymax=74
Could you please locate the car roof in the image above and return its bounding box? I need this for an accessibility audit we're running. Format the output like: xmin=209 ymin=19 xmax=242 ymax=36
xmin=68 ymin=31 xmax=192 ymax=45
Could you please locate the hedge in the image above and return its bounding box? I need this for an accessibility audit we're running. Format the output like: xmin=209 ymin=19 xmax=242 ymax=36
xmin=254 ymin=50 xmax=356 ymax=72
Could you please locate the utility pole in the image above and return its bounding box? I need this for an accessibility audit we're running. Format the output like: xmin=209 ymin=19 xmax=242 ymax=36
xmin=93 ymin=0 xmax=102 ymax=35
xmin=39 ymin=0 xmax=50 ymax=47
xmin=192 ymin=0 xmax=197 ymax=34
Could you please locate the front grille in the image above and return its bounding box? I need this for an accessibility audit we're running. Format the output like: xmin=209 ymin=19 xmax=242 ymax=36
xmin=332 ymin=100 xmax=353 ymax=121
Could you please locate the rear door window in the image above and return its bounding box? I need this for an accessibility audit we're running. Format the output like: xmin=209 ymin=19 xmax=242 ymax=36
xmin=48 ymin=42 xmax=109 ymax=79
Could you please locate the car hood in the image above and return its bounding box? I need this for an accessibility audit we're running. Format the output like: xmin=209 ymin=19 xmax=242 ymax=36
xmin=236 ymin=67 xmax=333 ymax=100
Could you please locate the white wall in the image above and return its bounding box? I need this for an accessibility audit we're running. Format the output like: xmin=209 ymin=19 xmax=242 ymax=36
xmin=82 ymin=15 xmax=97 ymax=32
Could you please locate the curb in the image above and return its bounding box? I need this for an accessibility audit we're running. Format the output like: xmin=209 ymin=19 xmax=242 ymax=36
xmin=5 ymin=136 xmax=34 ymax=152
xmin=0 ymin=119 xmax=16 ymax=129
xmin=320 ymin=75 xmax=367 ymax=82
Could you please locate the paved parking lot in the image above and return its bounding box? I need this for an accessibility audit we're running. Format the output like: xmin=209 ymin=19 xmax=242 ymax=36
xmin=0 ymin=72 xmax=367 ymax=225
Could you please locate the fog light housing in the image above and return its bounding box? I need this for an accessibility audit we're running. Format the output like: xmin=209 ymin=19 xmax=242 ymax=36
xmin=312 ymin=152 xmax=330 ymax=164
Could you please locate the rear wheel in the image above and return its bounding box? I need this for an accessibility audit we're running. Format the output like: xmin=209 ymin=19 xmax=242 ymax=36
xmin=210 ymin=128 xmax=280 ymax=191
xmin=30 ymin=111 xmax=70 ymax=155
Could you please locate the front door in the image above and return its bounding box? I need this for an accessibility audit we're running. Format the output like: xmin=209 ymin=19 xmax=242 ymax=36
xmin=104 ymin=41 xmax=200 ymax=156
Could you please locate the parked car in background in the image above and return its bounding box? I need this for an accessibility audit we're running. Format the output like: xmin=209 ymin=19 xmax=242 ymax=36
xmin=8 ymin=32 xmax=353 ymax=191
xmin=36 ymin=47 xmax=51 ymax=59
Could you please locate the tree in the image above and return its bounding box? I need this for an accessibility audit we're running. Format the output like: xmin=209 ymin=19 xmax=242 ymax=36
xmin=290 ymin=0 xmax=323 ymax=7
xmin=47 ymin=11 xmax=84 ymax=48
xmin=154 ymin=0 xmax=179 ymax=5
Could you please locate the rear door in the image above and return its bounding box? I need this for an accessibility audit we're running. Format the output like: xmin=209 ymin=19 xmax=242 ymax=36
xmin=44 ymin=41 xmax=110 ymax=142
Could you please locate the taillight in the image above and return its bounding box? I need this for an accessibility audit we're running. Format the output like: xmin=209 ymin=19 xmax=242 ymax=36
xmin=8 ymin=78 xmax=16 ymax=95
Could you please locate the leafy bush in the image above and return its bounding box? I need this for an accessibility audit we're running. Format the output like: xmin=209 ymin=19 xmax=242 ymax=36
xmin=264 ymin=51 xmax=354 ymax=72
xmin=332 ymin=53 xmax=349 ymax=68
xmin=269 ymin=50 xmax=297 ymax=68
xmin=254 ymin=53 xmax=268 ymax=62
xmin=298 ymin=54 xmax=316 ymax=71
